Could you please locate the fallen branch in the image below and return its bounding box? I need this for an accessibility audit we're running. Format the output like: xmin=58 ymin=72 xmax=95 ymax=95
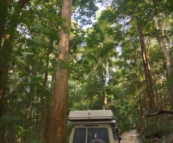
xmin=145 ymin=110 xmax=173 ymax=117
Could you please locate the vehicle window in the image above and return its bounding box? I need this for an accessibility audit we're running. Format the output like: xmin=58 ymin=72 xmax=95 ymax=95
xmin=87 ymin=128 xmax=109 ymax=143
xmin=73 ymin=128 xmax=86 ymax=143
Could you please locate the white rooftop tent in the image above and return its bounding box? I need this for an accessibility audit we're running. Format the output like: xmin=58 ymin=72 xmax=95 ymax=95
xmin=68 ymin=110 xmax=117 ymax=124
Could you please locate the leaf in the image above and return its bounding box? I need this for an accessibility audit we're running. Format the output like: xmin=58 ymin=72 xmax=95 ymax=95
xmin=22 ymin=52 xmax=33 ymax=55
xmin=32 ymin=23 xmax=44 ymax=31
xmin=31 ymin=77 xmax=42 ymax=83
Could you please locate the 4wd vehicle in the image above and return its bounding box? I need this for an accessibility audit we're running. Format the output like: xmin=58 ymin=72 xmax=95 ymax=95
xmin=68 ymin=110 xmax=121 ymax=143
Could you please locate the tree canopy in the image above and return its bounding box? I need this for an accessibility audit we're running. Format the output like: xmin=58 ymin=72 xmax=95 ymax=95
xmin=0 ymin=0 xmax=173 ymax=142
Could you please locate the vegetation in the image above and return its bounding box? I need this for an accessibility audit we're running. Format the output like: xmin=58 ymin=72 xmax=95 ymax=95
xmin=0 ymin=0 xmax=173 ymax=143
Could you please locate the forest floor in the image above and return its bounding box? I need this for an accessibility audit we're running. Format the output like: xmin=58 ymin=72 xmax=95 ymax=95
xmin=120 ymin=129 xmax=173 ymax=143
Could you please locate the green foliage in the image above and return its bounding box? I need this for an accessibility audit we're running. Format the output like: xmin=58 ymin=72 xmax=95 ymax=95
xmin=73 ymin=0 xmax=98 ymax=26
xmin=1 ymin=0 xmax=173 ymax=142
xmin=0 ymin=0 xmax=61 ymax=142
xmin=69 ymin=0 xmax=173 ymax=136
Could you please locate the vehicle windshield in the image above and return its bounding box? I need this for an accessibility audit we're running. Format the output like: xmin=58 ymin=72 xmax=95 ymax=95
xmin=72 ymin=128 xmax=109 ymax=143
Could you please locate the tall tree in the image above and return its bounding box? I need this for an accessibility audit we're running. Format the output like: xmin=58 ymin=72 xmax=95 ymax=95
xmin=0 ymin=0 xmax=30 ymax=117
xmin=0 ymin=1 xmax=62 ymax=142
xmin=46 ymin=0 xmax=72 ymax=143
xmin=151 ymin=1 xmax=173 ymax=104
xmin=136 ymin=15 xmax=155 ymax=110
xmin=110 ymin=0 xmax=158 ymax=110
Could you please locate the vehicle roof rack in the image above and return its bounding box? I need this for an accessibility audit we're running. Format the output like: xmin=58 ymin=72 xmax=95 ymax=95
xmin=68 ymin=119 xmax=117 ymax=125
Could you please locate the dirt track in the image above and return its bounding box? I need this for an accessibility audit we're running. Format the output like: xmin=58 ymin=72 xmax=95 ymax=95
xmin=120 ymin=129 xmax=173 ymax=143
xmin=120 ymin=130 xmax=141 ymax=143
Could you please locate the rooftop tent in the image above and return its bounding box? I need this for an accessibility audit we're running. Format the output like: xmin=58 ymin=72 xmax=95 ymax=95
xmin=68 ymin=110 xmax=116 ymax=121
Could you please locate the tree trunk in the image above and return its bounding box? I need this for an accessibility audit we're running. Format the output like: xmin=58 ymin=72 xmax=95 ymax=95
xmin=156 ymin=18 xmax=173 ymax=104
xmin=0 ymin=34 xmax=13 ymax=117
xmin=39 ymin=71 xmax=48 ymax=142
xmin=0 ymin=0 xmax=8 ymax=47
xmin=0 ymin=0 xmax=10 ymax=118
xmin=136 ymin=16 xmax=155 ymax=110
xmin=0 ymin=0 xmax=30 ymax=117
xmin=156 ymin=19 xmax=172 ymax=76
xmin=46 ymin=0 xmax=72 ymax=143
xmin=39 ymin=44 xmax=53 ymax=141
xmin=134 ymin=71 xmax=144 ymax=119
xmin=103 ymin=62 xmax=107 ymax=109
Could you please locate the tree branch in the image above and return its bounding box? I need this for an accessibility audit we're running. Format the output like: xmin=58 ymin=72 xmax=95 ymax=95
xmin=18 ymin=0 xmax=30 ymax=9
xmin=145 ymin=110 xmax=173 ymax=117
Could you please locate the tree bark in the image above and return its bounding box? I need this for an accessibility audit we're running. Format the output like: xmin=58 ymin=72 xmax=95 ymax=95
xmin=46 ymin=0 xmax=72 ymax=143
xmin=136 ymin=16 xmax=155 ymax=110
